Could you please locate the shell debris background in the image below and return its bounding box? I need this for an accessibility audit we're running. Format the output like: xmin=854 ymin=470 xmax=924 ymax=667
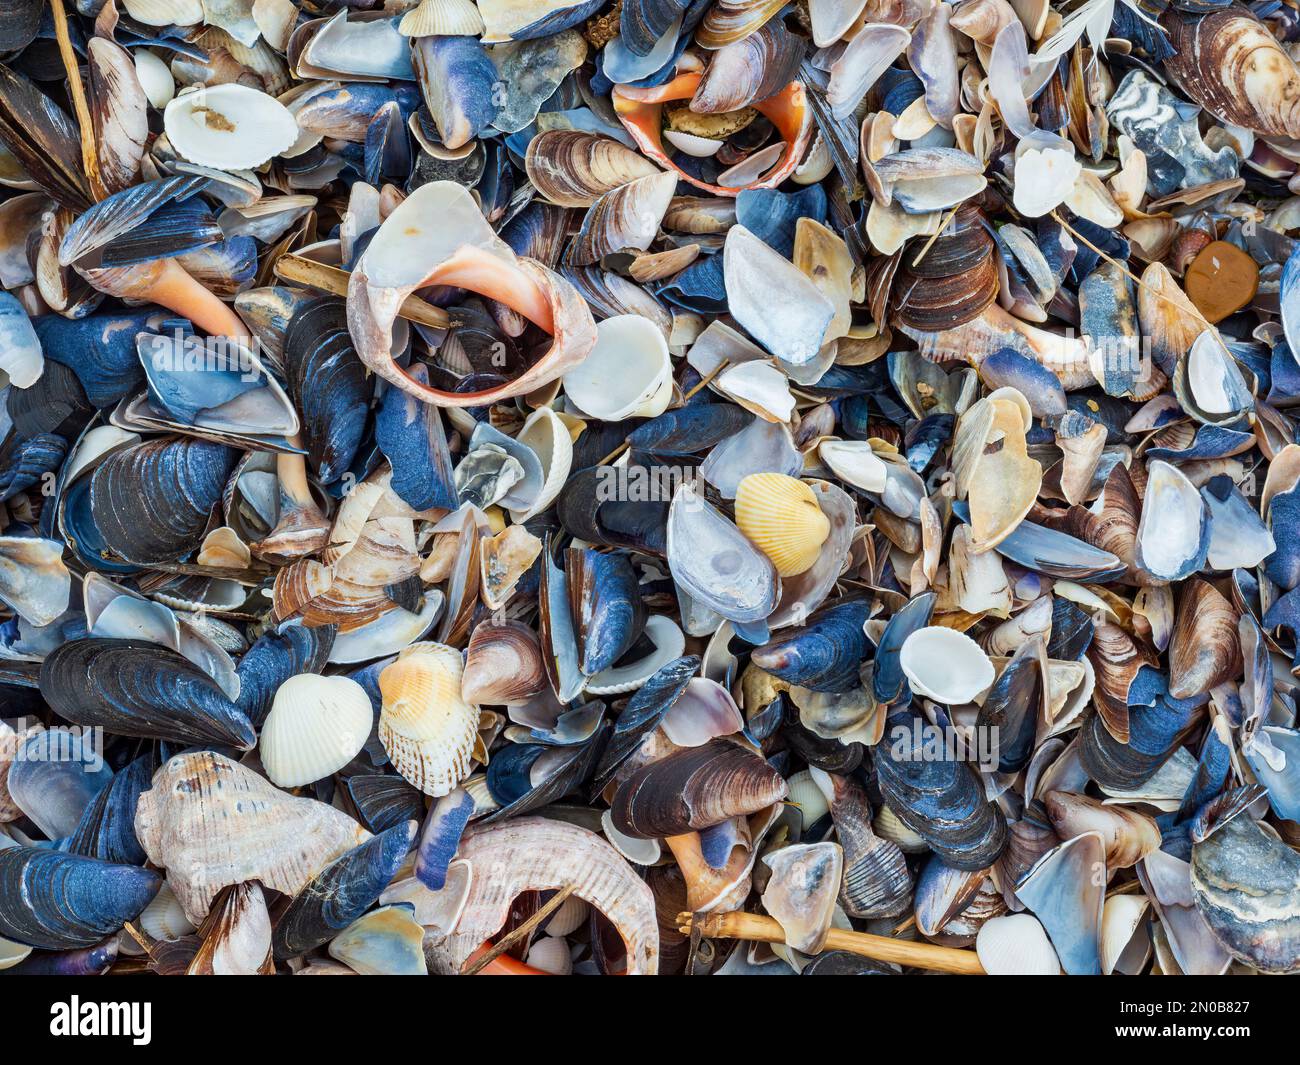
xmin=0 ymin=0 xmax=1296 ymax=987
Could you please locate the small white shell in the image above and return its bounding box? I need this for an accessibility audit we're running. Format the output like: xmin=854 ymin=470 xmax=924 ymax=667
xmin=137 ymin=881 xmax=197 ymax=943
xmin=164 ymin=84 xmax=298 ymax=171
xmin=899 ymin=626 xmax=996 ymax=704
xmin=874 ymin=802 xmax=930 ymax=853
xmin=663 ymin=130 xmax=724 ymax=158
xmin=507 ymin=406 xmax=574 ymax=524
xmin=786 ymin=769 xmax=831 ymax=828
xmin=1101 ymin=894 xmax=1151 ymax=975
xmin=817 ymin=439 xmax=888 ymax=492
xmin=562 ymin=314 xmax=672 ymax=421
xmin=525 ymin=934 xmax=574 ymax=975
xmin=260 ymin=674 xmax=373 ymax=788
xmin=132 ymin=48 xmax=175 ymax=109
xmin=544 ymin=896 xmax=590 ymax=938
xmin=975 ymin=914 xmax=1061 ymax=975
xmin=601 ymin=808 xmax=661 ymax=866
xmin=123 ymin=0 xmax=203 ymax=27
xmin=585 ymin=615 xmax=687 ymax=696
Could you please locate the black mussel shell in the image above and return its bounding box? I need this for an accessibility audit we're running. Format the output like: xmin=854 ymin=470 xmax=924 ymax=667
xmin=283 ymin=298 xmax=371 ymax=484
xmin=272 ymin=821 xmax=417 ymax=959
xmin=0 ymin=847 xmax=160 ymax=950
xmin=41 ymin=638 xmax=257 ymax=750
xmin=610 ymin=737 xmax=788 ymax=839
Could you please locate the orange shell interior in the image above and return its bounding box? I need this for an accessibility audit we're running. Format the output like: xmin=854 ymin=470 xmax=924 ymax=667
xmin=613 ymin=73 xmax=810 ymax=198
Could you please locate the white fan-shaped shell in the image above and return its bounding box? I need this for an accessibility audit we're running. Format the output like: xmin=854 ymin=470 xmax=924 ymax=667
xmin=786 ymin=769 xmax=831 ymax=827
xmin=378 ymin=642 xmax=479 ymax=797
xmin=137 ymin=881 xmax=196 ymax=943
xmin=399 ymin=0 xmax=486 ymax=36
xmin=123 ymin=0 xmax=203 ymax=26
xmin=899 ymin=625 xmax=996 ymax=704
xmin=975 ymin=914 xmax=1061 ymax=975
xmin=164 ymin=84 xmax=298 ymax=171
xmin=260 ymin=674 xmax=373 ymax=788
xmin=525 ymin=934 xmax=574 ymax=974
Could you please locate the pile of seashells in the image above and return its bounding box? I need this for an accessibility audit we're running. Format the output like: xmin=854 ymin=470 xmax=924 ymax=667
xmin=0 ymin=0 xmax=1299 ymax=978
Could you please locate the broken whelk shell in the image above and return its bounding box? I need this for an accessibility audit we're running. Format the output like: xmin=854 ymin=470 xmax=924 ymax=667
xmin=426 ymin=817 xmax=659 ymax=975
xmin=164 ymin=84 xmax=298 ymax=171
xmin=134 ymin=751 xmax=371 ymax=923
xmin=347 ymin=181 xmax=597 ymax=407
xmin=613 ymin=75 xmax=813 ymax=197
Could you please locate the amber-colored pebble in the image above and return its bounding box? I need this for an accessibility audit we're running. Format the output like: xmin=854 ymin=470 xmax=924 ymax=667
xmin=1184 ymin=240 xmax=1259 ymax=323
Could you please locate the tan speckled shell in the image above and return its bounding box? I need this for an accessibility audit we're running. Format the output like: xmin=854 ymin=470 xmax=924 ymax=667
xmin=135 ymin=751 xmax=371 ymax=923
xmin=426 ymin=817 xmax=659 ymax=974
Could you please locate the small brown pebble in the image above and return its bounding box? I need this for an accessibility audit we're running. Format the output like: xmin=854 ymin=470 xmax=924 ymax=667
xmin=1184 ymin=240 xmax=1259 ymax=323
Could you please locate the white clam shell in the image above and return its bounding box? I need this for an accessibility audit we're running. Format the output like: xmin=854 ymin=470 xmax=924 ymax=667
xmin=133 ymin=48 xmax=175 ymax=109
xmin=562 ymin=314 xmax=672 ymax=421
xmin=585 ymin=615 xmax=686 ymax=696
xmin=817 ymin=439 xmax=888 ymax=492
xmin=899 ymin=625 xmax=996 ymax=704
xmin=663 ymin=129 xmax=725 ymax=158
xmin=1101 ymin=894 xmax=1151 ymax=975
xmin=507 ymin=406 xmax=573 ymax=524
xmin=975 ymin=914 xmax=1061 ymax=975
xmin=525 ymin=934 xmax=574 ymax=974
xmin=164 ymin=84 xmax=299 ymax=171
xmin=260 ymin=673 xmax=373 ymax=788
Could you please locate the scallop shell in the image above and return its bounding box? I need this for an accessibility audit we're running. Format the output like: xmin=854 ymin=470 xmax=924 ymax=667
xmin=399 ymin=0 xmax=486 ymax=36
xmin=733 ymin=473 xmax=830 ymax=578
xmin=378 ymin=642 xmax=480 ymax=797
xmin=975 ymin=913 xmax=1061 ymax=975
xmin=259 ymin=674 xmax=373 ymax=788
xmin=134 ymin=751 xmax=371 ymax=922
xmin=163 ymin=84 xmax=300 ymax=172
